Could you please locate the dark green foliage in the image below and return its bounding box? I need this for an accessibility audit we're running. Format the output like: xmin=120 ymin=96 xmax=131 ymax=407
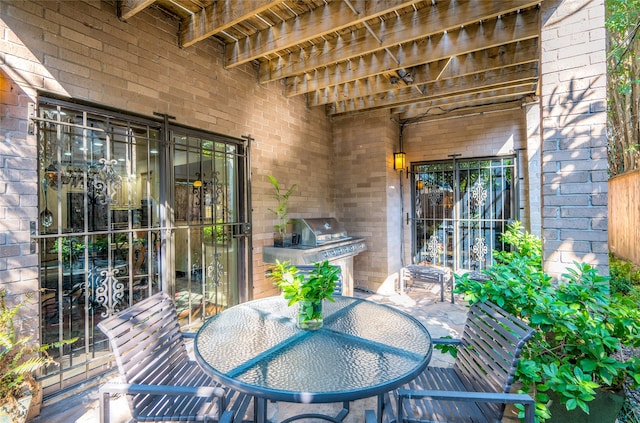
xmin=450 ymin=222 xmax=640 ymax=422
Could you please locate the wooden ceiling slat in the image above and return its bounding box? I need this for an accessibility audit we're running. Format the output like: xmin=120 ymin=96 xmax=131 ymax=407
xmin=181 ymin=0 xmax=283 ymax=47
xmin=273 ymin=10 xmax=539 ymax=93
xmin=394 ymin=87 xmax=536 ymax=120
xmin=223 ymin=0 xmax=421 ymax=68
xmin=119 ymin=0 xmax=156 ymax=21
xmin=271 ymin=0 xmax=540 ymax=84
xmin=300 ymin=37 xmax=538 ymax=102
xmin=329 ymin=65 xmax=538 ymax=114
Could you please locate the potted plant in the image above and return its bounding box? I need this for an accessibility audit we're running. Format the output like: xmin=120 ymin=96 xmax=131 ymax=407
xmin=267 ymin=175 xmax=297 ymax=247
xmin=450 ymin=222 xmax=640 ymax=423
xmin=203 ymin=219 xmax=229 ymax=245
xmin=0 ymin=290 xmax=76 ymax=422
xmin=269 ymin=260 xmax=340 ymax=330
xmin=51 ymin=237 xmax=85 ymax=264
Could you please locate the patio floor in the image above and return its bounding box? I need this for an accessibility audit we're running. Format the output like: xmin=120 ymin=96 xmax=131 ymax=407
xmin=30 ymin=286 xmax=521 ymax=422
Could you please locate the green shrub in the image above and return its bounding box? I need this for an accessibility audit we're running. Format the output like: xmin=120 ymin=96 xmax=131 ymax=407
xmin=610 ymin=253 xmax=640 ymax=295
xmin=451 ymin=222 xmax=640 ymax=422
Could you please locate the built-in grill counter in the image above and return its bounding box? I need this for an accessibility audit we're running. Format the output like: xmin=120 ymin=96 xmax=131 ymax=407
xmin=263 ymin=218 xmax=367 ymax=296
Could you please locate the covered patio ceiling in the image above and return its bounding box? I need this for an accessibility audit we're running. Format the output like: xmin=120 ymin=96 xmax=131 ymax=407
xmin=118 ymin=0 xmax=542 ymax=121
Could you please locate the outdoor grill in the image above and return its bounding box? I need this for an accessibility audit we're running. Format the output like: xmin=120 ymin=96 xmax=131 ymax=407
xmin=262 ymin=217 xmax=367 ymax=295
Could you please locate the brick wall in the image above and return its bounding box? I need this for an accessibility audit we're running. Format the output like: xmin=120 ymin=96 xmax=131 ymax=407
xmin=332 ymin=109 xmax=400 ymax=292
xmin=0 ymin=0 xmax=334 ymax=301
xmin=0 ymin=72 xmax=40 ymax=336
xmin=540 ymin=0 xmax=609 ymax=277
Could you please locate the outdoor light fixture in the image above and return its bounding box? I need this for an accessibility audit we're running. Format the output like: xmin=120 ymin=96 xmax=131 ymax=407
xmin=393 ymin=152 xmax=406 ymax=170
xmin=416 ymin=179 xmax=424 ymax=190
xmin=193 ymin=172 xmax=203 ymax=188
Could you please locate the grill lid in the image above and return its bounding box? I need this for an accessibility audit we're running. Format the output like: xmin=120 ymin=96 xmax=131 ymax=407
xmin=293 ymin=218 xmax=349 ymax=246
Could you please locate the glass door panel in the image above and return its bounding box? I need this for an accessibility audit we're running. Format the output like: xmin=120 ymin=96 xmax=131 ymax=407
xmin=38 ymin=103 xmax=163 ymax=395
xmin=172 ymin=132 xmax=242 ymax=328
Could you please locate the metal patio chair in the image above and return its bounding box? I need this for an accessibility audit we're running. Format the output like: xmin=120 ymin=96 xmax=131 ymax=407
xmin=366 ymin=300 xmax=536 ymax=423
xmin=97 ymin=292 xmax=252 ymax=423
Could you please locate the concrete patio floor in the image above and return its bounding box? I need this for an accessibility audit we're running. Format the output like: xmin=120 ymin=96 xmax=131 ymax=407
xmin=31 ymin=286 xmax=520 ymax=422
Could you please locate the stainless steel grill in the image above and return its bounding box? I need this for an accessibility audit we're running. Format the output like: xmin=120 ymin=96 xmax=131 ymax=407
xmin=262 ymin=218 xmax=367 ymax=295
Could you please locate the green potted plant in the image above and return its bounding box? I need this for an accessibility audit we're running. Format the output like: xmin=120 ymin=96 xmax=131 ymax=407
xmin=267 ymin=175 xmax=297 ymax=247
xmin=269 ymin=260 xmax=340 ymax=330
xmin=51 ymin=237 xmax=85 ymax=264
xmin=450 ymin=222 xmax=640 ymax=423
xmin=0 ymin=290 xmax=76 ymax=422
xmin=203 ymin=219 xmax=229 ymax=245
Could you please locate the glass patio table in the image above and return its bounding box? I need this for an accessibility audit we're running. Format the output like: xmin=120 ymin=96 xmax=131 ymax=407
xmin=194 ymin=295 xmax=432 ymax=423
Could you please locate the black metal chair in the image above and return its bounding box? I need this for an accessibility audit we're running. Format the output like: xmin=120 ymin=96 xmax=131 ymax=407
xmin=97 ymin=292 xmax=252 ymax=423
xmin=367 ymin=301 xmax=536 ymax=423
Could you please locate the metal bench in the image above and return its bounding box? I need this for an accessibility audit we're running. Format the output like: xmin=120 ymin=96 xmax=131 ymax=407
xmin=366 ymin=301 xmax=536 ymax=423
xmin=402 ymin=264 xmax=454 ymax=303
xmin=97 ymin=292 xmax=252 ymax=423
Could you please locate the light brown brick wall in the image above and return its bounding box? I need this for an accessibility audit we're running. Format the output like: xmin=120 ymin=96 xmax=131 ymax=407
xmin=0 ymin=72 xmax=40 ymax=336
xmin=332 ymin=109 xmax=401 ymax=292
xmin=0 ymin=0 xmax=334 ymax=300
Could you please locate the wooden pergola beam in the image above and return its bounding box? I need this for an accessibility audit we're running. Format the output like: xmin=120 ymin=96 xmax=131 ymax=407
xmin=118 ymin=0 xmax=156 ymax=21
xmin=329 ymin=65 xmax=538 ymax=115
xmin=180 ymin=1 xmax=283 ymax=48
xmin=264 ymin=0 xmax=540 ymax=83
xmin=220 ymin=0 xmax=420 ymax=67
xmin=307 ymin=38 xmax=539 ymax=105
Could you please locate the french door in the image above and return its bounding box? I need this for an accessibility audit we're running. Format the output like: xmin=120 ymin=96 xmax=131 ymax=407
xmin=411 ymin=156 xmax=516 ymax=272
xmin=36 ymin=98 xmax=250 ymax=397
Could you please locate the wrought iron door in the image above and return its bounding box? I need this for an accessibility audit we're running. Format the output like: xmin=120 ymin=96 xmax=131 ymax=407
xmin=35 ymin=100 xmax=250 ymax=397
xmin=412 ymin=156 xmax=516 ymax=272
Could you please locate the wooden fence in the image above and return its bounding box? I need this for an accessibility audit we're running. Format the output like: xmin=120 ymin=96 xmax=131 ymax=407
xmin=609 ymin=169 xmax=640 ymax=265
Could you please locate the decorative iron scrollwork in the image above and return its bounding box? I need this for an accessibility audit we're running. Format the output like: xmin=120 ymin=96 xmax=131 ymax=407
xmin=93 ymin=267 xmax=125 ymax=317
xmin=425 ymin=235 xmax=443 ymax=262
xmin=92 ymin=158 xmax=123 ymax=205
xmin=471 ymin=237 xmax=488 ymax=264
xmin=471 ymin=178 xmax=487 ymax=209
xmin=207 ymin=253 xmax=225 ymax=286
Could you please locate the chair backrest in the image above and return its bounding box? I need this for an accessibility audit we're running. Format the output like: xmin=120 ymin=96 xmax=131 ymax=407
xmin=98 ymin=292 xmax=190 ymax=387
xmin=453 ymin=301 xmax=535 ymax=419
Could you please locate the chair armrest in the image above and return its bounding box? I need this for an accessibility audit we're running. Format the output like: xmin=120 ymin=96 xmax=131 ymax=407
xmin=364 ymin=409 xmax=377 ymax=423
xmin=99 ymin=383 xmax=228 ymax=423
xmin=220 ymin=410 xmax=234 ymax=423
xmin=432 ymin=338 xmax=461 ymax=345
xmin=99 ymin=382 xmax=226 ymax=398
xmin=183 ymin=331 xmax=196 ymax=339
xmin=397 ymin=389 xmax=535 ymax=423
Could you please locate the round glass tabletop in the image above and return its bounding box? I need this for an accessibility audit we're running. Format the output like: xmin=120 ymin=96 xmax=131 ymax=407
xmin=195 ymin=296 xmax=432 ymax=403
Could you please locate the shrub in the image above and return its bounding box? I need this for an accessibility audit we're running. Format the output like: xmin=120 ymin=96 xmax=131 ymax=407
xmin=452 ymin=222 xmax=640 ymax=422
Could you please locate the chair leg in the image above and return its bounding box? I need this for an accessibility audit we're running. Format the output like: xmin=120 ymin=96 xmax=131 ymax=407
xmin=99 ymin=391 xmax=109 ymax=423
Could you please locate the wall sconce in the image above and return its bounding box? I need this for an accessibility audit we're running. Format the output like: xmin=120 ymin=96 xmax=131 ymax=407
xmin=393 ymin=151 xmax=406 ymax=171
xmin=416 ymin=179 xmax=424 ymax=190
xmin=193 ymin=172 xmax=203 ymax=188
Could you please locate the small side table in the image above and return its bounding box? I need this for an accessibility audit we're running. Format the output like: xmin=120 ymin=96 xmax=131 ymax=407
xmin=403 ymin=264 xmax=454 ymax=303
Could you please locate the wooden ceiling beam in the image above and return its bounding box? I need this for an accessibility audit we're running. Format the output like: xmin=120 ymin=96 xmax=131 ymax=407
xmin=306 ymin=38 xmax=539 ymax=105
xmin=348 ymin=85 xmax=533 ymax=118
xmin=180 ymin=0 xmax=282 ymax=48
xmin=264 ymin=7 xmax=539 ymax=86
xmin=309 ymin=59 xmax=448 ymax=105
xmin=328 ymin=65 xmax=538 ymax=115
xmin=394 ymin=100 xmax=530 ymax=122
xmin=263 ymin=1 xmax=540 ymax=83
xmin=221 ymin=0 xmax=419 ymax=68
xmin=395 ymin=88 xmax=535 ymax=120
xmin=118 ymin=0 xmax=156 ymax=21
